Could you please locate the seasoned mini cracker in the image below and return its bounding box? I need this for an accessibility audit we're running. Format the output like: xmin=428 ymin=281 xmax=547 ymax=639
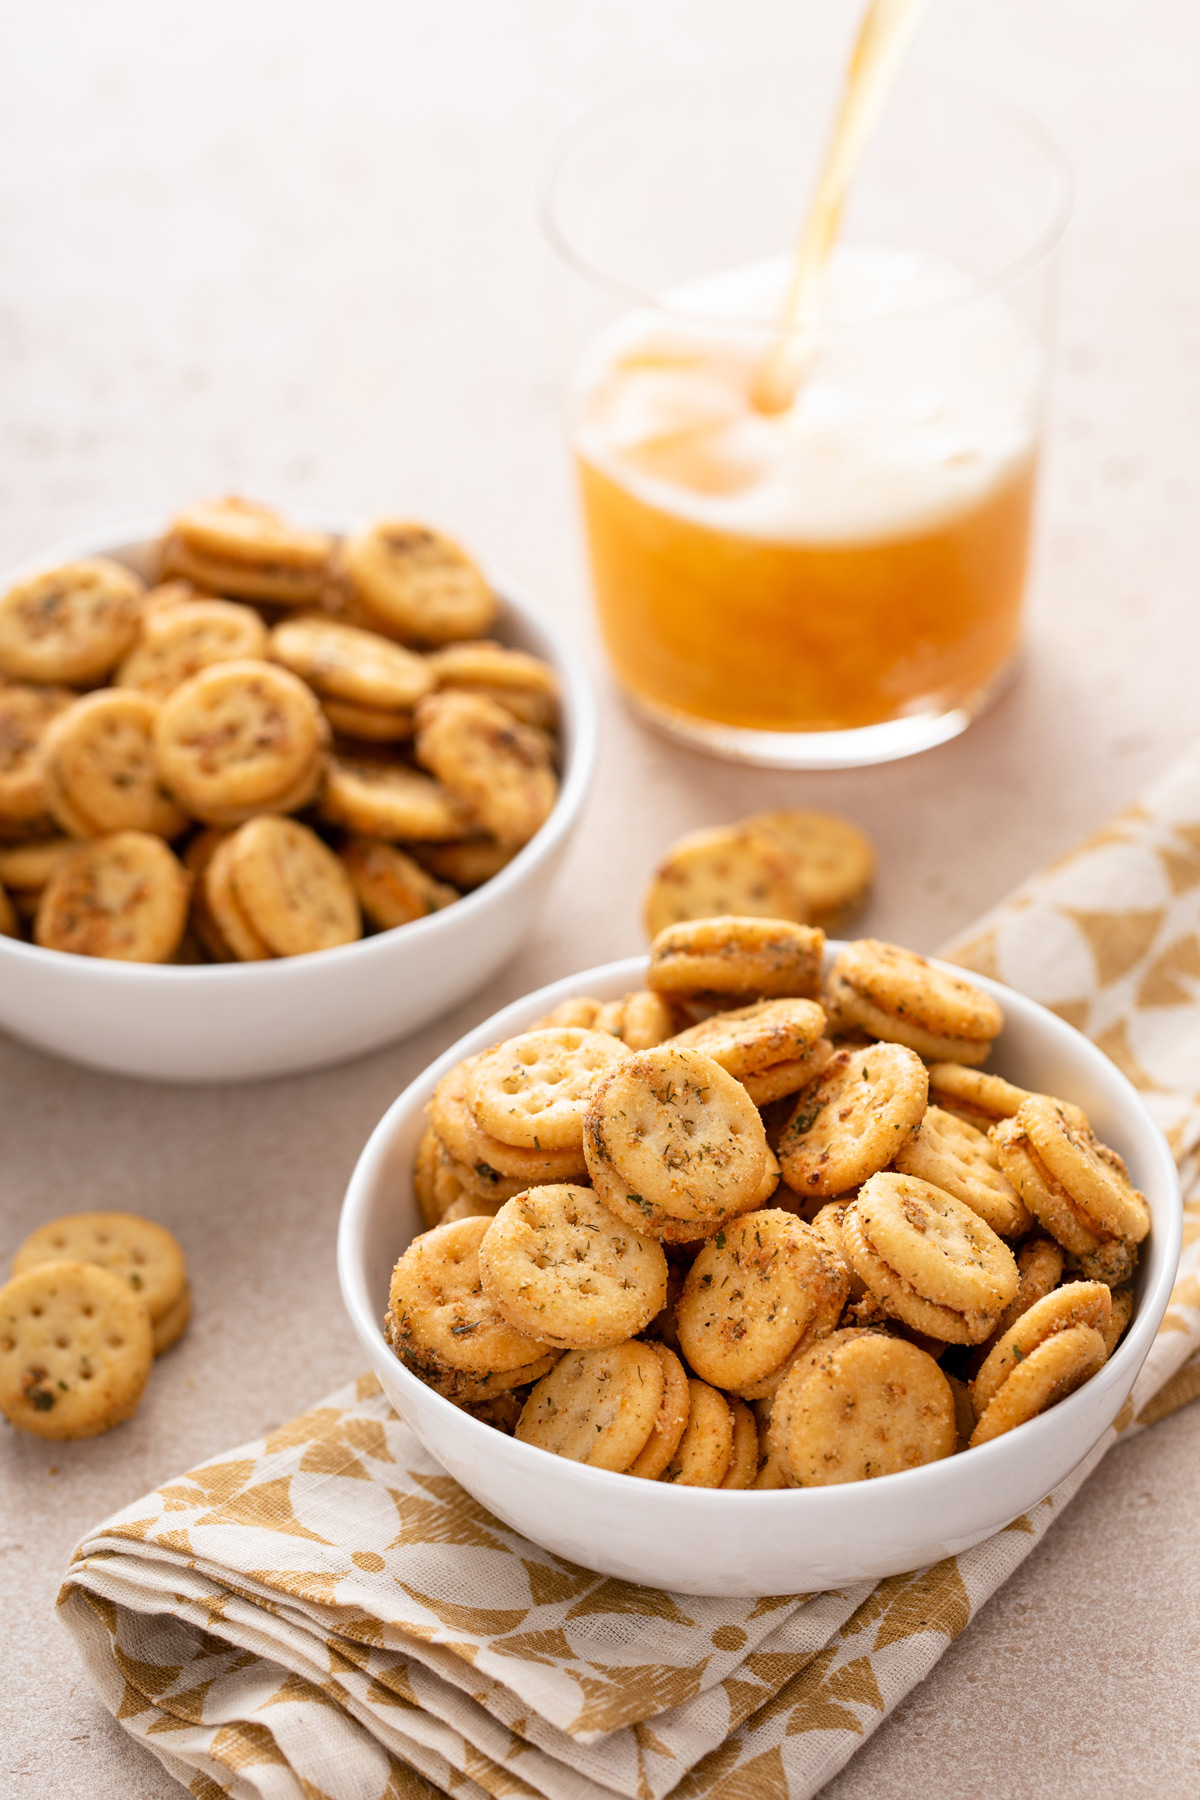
xmin=0 ymin=1260 xmax=153 ymax=1439
xmin=926 ymin=1063 xmax=1036 ymax=1132
xmin=12 ymin=1212 xmax=189 ymax=1357
xmin=777 ymin=1042 xmax=928 ymax=1198
xmin=271 ymin=616 xmax=435 ymax=711
xmin=748 ymin=808 xmax=875 ymax=928
xmin=228 ymin=815 xmax=361 ymax=956
xmin=643 ymin=824 xmax=807 ymax=940
xmin=343 ymin=521 xmax=497 ymax=645
xmin=387 ymin=1215 xmax=558 ymax=1395
xmin=627 ymin=1344 xmax=691 ymax=1480
xmin=586 ymin=1154 xmax=723 ymax=1246
xmin=414 ymin=1126 xmax=469 ymax=1231
xmin=36 ymin=832 xmax=190 ymax=963
xmin=648 ymin=917 xmax=825 ymax=1001
xmin=584 ymin=1044 xmax=768 ymax=1226
xmin=516 ymin=1341 xmax=664 ymax=1471
xmin=469 ymin=1028 xmax=629 ymax=1152
xmin=42 ymin=691 xmax=188 ymax=840
xmin=742 ymin=1046 xmax=834 ymax=1106
xmin=341 ymin=836 xmax=458 ymax=931
xmin=669 ymin=997 xmax=827 ymax=1079
xmin=972 ymin=1281 xmax=1112 ymax=1419
xmin=318 ymin=753 xmax=474 ymax=842
xmin=415 ymin=690 xmax=557 ymax=849
xmin=117 ymin=598 xmax=270 ymax=699
xmin=661 ymin=1379 xmax=735 ymax=1487
xmin=843 ymin=1172 xmax=1019 ymax=1345
xmin=202 ymin=833 xmax=272 ymax=961
xmin=162 ymin=497 xmax=332 ymax=605
xmin=426 ymin=640 xmax=560 ymax=729
xmin=320 ymin=697 xmax=414 ymax=742
xmin=593 ymin=989 xmax=677 ymax=1051
xmin=155 ymin=659 xmax=329 ymax=824
xmin=479 ymin=1184 xmax=667 ymax=1349
xmin=894 ymin=1105 xmax=1031 ymax=1237
xmin=969 ymin=1323 xmax=1107 ymax=1447
xmin=430 ymin=1056 xmax=587 ymax=1185
xmin=677 ymin=1210 xmax=849 ymax=1398
xmin=0 ymin=559 xmax=144 ymax=686
xmin=1067 ymin=1239 xmax=1140 ymax=1287
xmin=409 ymin=835 xmax=514 ymax=891
xmin=769 ymin=1329 xmax=956 ymax=1487
xmin=0 ymin=685 xmax=76 ymax=832
xmin=1018 ymin=1096 xmax=1150 ymax=1245
xmin=827 ymin=939 xmax=1004 ymax=1065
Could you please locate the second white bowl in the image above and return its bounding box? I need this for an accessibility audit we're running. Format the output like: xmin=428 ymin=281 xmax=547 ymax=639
xmin=338 ymin=952 xmax=1182 ymax=1596
xmin=0 ymin=520 xmax=596 ymax=1083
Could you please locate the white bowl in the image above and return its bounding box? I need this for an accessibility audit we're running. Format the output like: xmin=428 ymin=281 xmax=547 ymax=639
xmin=339 ymin=951 xmax=1183 ymax=1596
xmin=0 ymin=518 xmax=596 ymax=1083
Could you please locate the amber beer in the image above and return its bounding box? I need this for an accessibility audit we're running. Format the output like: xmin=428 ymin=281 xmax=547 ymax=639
xmin=572 ymin=250 xmax=1041 ymax=741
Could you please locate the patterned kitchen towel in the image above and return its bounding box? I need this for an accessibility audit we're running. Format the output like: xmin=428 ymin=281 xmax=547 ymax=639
xmin=58 ymin=741 xmax=1200 ymax=1800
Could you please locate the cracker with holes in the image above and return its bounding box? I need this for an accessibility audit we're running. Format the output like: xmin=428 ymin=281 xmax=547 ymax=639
xmin=0 ymin=1261 xmax=153 ymax=1438
xmin=341 ymin=836 xmax=458 ymax=930
xmin=319 ymin=753 xmax=474 ymax=842
xmin=777 ymin=1042 xmax=927 ymax=1198
xmin=430 ymin=1055 xmax=587 ymax=1185
xmin=162 ymin=497 xmax=332 ymax=605
xmin=593 ymin=989 xmax=677 ymax=1051
xmin=584 ymin=1044 xmax=768 ymax=1228
xmin=827 ymin=938 xmax=1004 ymax=1066
xmin=670 ymin=996 xmax=828 ymax=1079
xmin=36 ymin=832 xmax=190 ymax=963
xmin=227 ymin=815 xmax=361 ymax=956
xmin=769 ymin=1329 xmax=957 ymax=1486
xmin=971 ymin=1280 xmax=1112 ymax=1423
xmin=468 ymin=1027 xmax=629 ymax=1152
xmin=343 ymin=521 xmax=498 ymax=645
xmin=271 ymin=616 xmax=435 ymax=713
xmin=661 ymin=1379 xmax=735 ymax=1486
xmin=678 ymin=1209 xmax=849 ymax=1399
xmin=117 ymin=598 xmax=270 ymax=699
xmin=970 ymin=1323 xmax=1108 ymax=1448
xmin=0 ymin=558 xmax=145 ymax=686
xmin=42 ymin=690 xmax=188 ymax=840
xmin=627 ymin=1344 xmax=691 ymax=1480
xmin=155 ymin=659 xmax=329 ymax=825
xmin=427 ymin=640 xmax=560 ymax=729
xmin=416 ymin=689 xmax=558 ymax=849
xmin=644 ymin=824 xmax=807 ymax=940
xmin=894 ymin=1104 xmax=1031 ymax=1237
xmin=515 ymin=1341 xmax=664 ymax=1471
xmin=479 ymin=1183 xmax=667 ymax=1348
xmin=648 ymin=916 xmax=825 ymax=1001
xmin=748 ymin=808 xmax=875 ymax=928
xmin=386 ymin=1215 xmax=559 ymax=1401
xmin=12 ymin=1212 xmax=190 ymax=1356
xmin=843 ymin=1172 xmax=1019 ymax=1345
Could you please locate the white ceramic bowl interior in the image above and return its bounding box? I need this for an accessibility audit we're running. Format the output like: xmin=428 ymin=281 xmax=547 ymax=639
xmin=0 ymin=518 xmax=596 ymax=1083
xmin=339 ymin=950 xmax=1182 ymax=1596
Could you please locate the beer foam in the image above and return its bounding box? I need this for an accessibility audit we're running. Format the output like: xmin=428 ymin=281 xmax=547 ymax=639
xmin=575 ymin=248 xmax=1042 ymax=543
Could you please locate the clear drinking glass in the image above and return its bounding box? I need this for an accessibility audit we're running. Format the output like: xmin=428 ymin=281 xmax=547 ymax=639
xmin=542 ymin=67 xmax=1071 ymax=768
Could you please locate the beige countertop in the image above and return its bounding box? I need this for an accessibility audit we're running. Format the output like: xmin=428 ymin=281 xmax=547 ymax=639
xmin=2 ymin=2 xmax=1198 ymax=1794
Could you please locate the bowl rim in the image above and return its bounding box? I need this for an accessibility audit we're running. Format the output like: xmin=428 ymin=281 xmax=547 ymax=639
xmin=338 ymin=949 xmax=1184 ymax=1509
xmin=0 ymin=513 xmax=598 ymax=984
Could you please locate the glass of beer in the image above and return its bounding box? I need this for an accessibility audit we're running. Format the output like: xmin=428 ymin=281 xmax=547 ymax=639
xmin=543 ymin=68 xmax=1071 ymax=768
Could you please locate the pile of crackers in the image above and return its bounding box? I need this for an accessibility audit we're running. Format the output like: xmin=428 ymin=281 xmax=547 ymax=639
xmin=0 ymin=1212 xmax=190 ymax=1439
xmin=0 ymin=497 xmax=561 ymax=963
xmin=387 ymin=920 xmax=1148 ymax=1488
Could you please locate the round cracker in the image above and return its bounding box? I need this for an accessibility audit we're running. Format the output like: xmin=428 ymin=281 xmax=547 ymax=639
xmin=777 ymin=1042 xmax=928 ymax=1198
xmin=203 ymin=833 xmax=273 ymax=961
xmin=156 ymin=659 xmax=329 ymax=823
xmin=0 ymin=1260 xmax=153 ymax=1439
xmin=584 ymin=1045 xmax=767 ymax=1225
xmin=469 ymin=1028 xmax=629 ymax=1152
xmin=769 ymin=1328 xmax=956 ymax=1486
xmin=643 ymin=824 xmax=806 ymax=941
xmin=0 ymin=685 xmax=76 ymax=828
xmin=430 ymin=1056 xmax=587 ymax=1185
xmin=271 ymin=616 xmax=435 ymax=711
xmin=341 ymin=835 xmax=458 ymax=930
xmin=410 ymin=834 xmax=514 ymax=890
xmin=661 ymin=1379 xmax=734 ymax=1487
xmin=747 ymin=809 xmax=874 ymax=927
xmin=972 ymin=1280 xmax=1112 ymax=1418
xmin=117 ymin=598 xmax=270 ymax=699
xmin=343 ymin=520 xmax=497 ymax=645
xmin=990 ymin=1116 xmax=1108 ymax=1257
xmin=719 ymin=1398 xmax=760 ymax=1489
xmin=627 ymin=1343 xmax=691 ymax=1480
xmin=228 ymin=815 xmax=361 ymax=956
xmin=668 ymin=997 xmax=827 ymax=1079
xmin=387 ymin=1215 xmax=556 ymax=1386
xmin=516 ymin=1341 xmax=664 ymax=1471
xmin=479 ymin=1184 xmax=667 ymax=1349
xmin=828 ymin=939 xmax=1003 ymax=1064
xmin=0 ymin=559 xmax=144 ymax=686
xmin=42 ymin=690 xmax=188 ymax=840
xmin=1018 ymin=1096 xmax=1150 ymax=1244
xmin=35 ymin=832 xmax=189 ymax=963
xmin=415 ymin=690 xmax=557 ymax=850
xmin=969 ymin=1324 xmax=1107 ymax=1447
xmin=677 ymin=1209 xmax=848 ymax=1394
xmin=318 ymin=753 xmax=475 ymax=842
xmin=894 ymin=1105 xmax=1031 ymax=1237
xmin=648 ymin=916 xmax=824 ymax=1000
xmin=12 ymin=1211 xmax=186 ymax=1334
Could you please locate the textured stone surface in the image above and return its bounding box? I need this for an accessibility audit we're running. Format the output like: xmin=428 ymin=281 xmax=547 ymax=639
xmin=1 ymin=2 xmax=1198 ymax=1795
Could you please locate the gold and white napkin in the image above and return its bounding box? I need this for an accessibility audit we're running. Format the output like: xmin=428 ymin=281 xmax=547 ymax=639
xmin=58 ymin=741 xmax=1200 ymax=1800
